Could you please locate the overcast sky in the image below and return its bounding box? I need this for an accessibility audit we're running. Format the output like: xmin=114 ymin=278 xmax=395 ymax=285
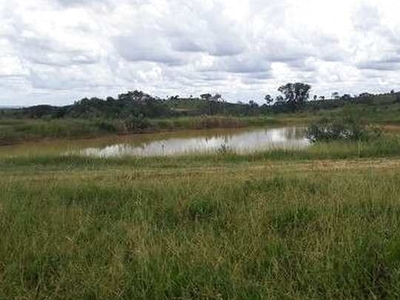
xmin=1 ymin=0 xmax=400 ymax=106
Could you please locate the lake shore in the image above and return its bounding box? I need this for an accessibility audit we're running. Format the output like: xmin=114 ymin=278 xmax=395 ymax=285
xmin=0 ymin=115 xmax=303 ymax=146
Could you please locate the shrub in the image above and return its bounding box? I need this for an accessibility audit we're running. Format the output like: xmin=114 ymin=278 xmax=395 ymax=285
xmin=125 ymin=115 xmax=151 ymax=131
xmin=95 ymin=120 xmax=117 ymax=133
xmin=307 ymin=117 xmax=382 ymax=143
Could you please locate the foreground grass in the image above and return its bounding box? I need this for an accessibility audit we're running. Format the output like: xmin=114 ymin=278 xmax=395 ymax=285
xmin=2 ymin=138 xmax=400 ymax=299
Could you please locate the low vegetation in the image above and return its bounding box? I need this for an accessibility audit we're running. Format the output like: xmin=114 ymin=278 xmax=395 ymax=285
xmin=307 ymin=116 xmax=383 ymax=143
xmin=2 ymin=141 xmax=400 ymax=299
xmin=3 ymin=85 xmax=400 ymax=298
xmin=0 ymin=116 xmax=284 ymax=145
xmin=2 ymin=85 xmax=400 ymax=145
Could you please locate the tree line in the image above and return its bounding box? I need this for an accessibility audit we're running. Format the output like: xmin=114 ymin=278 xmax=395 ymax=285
xmin=3 ymin=83 xmax=399 ymax=120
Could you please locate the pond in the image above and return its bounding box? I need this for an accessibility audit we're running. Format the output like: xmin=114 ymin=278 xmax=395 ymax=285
xmin=0 ymin=127 xmax=310 ymax=158
xmin=75 ymin=127 xmax=309 ymax=158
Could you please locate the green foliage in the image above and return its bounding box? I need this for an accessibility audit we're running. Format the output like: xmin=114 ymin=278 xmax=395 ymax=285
xmin=125 ymin=114 xmax=151 ymax=131
xmin=278 ymin=82 xmax=312 ymax=111
xmin=307 ymin=116 xmax=382 ymax=143
xmin=3 ymin=90 xmax=400 ymax=145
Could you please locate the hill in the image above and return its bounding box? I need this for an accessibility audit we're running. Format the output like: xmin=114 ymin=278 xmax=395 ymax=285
xmin=3 ymin=90 xmax=400 ymax=121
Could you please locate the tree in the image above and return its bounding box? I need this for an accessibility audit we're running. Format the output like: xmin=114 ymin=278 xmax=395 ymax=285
xmin=341 ymin=94 xmax=352 ymax=100
xmin=332 ymin=92 xmax=340 ymax=99
xmin=319 ymin=96 xmax=325 ymax=101
xmin=248 ymin=100 xmax=259 ymax=108
xmin=313 ymin=95 xmax=318 ymax=101
xmin=275 ymin=95 xmax=284 ymax=103
xmin=396 ymin=94 xmax=400 ymax=103
xmin=168 ymin=95 xmax=180 ymax=100
xmin=200 ymin=93 xmax=212 ymax=101
xmin=278 ymin=82 xmax=311 ymax=111
xmin=201 ymin=93 xmax=221 ymax=115
xmin=212 ymin=93 xmax=222 ymax=102
xmin=359 ymin=92 xmax=373 ymax=98
xmin=212 ymin=93 xmax=225 ymax=114
xmin=391 ymin=90 xmax=395 ymax=94
xmin=264 ymin=94 xmax=273 ymax=106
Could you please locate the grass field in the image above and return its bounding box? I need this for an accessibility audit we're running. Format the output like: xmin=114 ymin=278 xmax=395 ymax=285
xmin=2 ymin=135 xmax=400 ymax=299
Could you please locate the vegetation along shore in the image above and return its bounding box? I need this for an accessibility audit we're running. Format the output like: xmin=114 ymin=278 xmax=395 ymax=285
xmin=3 ymin=84 xmax=400 ymax=299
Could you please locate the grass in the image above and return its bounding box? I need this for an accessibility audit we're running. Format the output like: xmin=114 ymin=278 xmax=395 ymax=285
xmin=3 ymin=110 xmax=400 ymax=299
xmin=2 ymin=155 xmax=400 ymax=299
xmin=2 ymin=132 xmax=400 ymax=299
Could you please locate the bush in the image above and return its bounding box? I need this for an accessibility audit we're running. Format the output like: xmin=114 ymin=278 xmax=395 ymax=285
xmin=95 ymin=120 xmax=117 ymax=133
xmin=125 ymin=115 xmax=151 ymax=131
xmin=307 ymin=117 xmax=382 ymax=143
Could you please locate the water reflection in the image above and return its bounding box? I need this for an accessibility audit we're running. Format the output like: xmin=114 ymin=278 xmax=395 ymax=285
xmin=78 ymin=127 xmax=309 ymax=158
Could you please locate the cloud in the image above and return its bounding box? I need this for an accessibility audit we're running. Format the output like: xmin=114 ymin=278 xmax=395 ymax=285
xmin=1 ymin=0 xmax=400 ymax=106
xmin=115 ymin=33 xmax=186 ymax=66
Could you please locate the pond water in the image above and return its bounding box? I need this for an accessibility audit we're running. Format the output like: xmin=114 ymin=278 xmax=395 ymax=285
xmin=76 ymin=127 xmax=309 ymax=158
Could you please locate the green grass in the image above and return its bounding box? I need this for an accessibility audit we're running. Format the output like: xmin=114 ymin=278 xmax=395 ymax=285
xmin=2 ymin=134 xmax=400 ymax=298
xmin=2 ymin=154 xmax=400 ymax=299
xmin=3 ymin=113 xmax=400 ymax=298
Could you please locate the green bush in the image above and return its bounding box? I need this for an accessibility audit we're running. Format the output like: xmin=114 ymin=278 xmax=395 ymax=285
xmin=125 ymin=115 xmax=151 ymax=131
xmin=307 ymin=117 xmax=382 ymax=143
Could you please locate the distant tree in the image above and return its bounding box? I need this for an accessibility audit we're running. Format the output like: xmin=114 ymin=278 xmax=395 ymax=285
xmin=212 ymin=93 xmax=222 ymax=102
xmin=264 ymin=94 xmax=273 ymax=106
xmin=275 ymin=95 xmax=285 ymax=103
xmin=319 ymin=96 xmax=325 ymax=101
xmin=201 ymin=93 xmax=222 ymax=115
xmin=332 ymin=92 xmax=340 ymax=99
xmin=200 ymin=93 xmax=212 ymax=101
xmin=391 ymin=90 xmax=395 ymax=94
xmin=313 ymin=95 xmax=318 ymax=101
xmin=358 ymin=92 xmax=374 ymax=105
xmin=118 ymin=90 xmax=151 ymax=102
xmin=248 ymin=100 xmax=259 ymax=108
xmin=341 ymin=94 xmax=352 ymax=100
xmin=213 ymin=94 xmax=226 ymax=114
xmin=359 ymin=92 xmax=373 ymax=98
xmin=168 ymin=95 xmax=180 ymax=100
xmin=278 ymin=82 xmax=311 ymax=111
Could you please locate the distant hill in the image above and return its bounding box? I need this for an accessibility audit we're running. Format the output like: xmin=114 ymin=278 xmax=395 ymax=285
xmin=2 ymin=90 xmax=399 ymax=120
xmin=0 ymin=106 xmax=23 ymax=109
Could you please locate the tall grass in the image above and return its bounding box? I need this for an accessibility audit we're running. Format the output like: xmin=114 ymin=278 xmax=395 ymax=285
xmin=2 ymin=160 xmax=400 ymax=299
xmin=2 ymin=117 xmax=400 ymax=298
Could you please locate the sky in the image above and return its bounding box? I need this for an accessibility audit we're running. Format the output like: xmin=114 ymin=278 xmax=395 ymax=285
xmin=1 ymin=0 xmax=400 ymax=106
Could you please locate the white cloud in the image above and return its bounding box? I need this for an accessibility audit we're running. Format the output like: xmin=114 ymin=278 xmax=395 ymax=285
xmin=1 ymin=0 xmax=400 ymax=106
